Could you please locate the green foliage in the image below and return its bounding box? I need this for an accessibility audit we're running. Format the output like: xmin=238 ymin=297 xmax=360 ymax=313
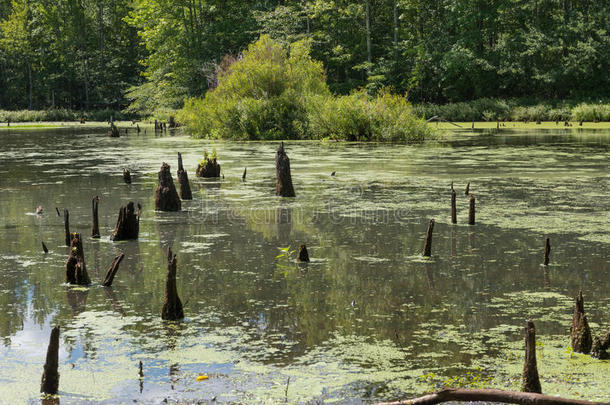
xmin=179 ymin=36 xmax=434 ymax=142
xmin=198 ymin=148 xmax=218 ymax=166
xmin=0 ymin=108 xmax=132 ymax=122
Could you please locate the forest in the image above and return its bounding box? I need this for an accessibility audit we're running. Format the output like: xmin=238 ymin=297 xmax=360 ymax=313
xmin=0 ymin=0 xmax=608 ymax=116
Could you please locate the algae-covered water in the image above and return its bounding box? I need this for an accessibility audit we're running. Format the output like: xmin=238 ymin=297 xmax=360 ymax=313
xmin=0 ymin=127 xmax=608 ymax=404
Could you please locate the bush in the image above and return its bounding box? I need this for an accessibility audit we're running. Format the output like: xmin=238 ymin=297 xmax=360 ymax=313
xmin=571 ymin=103 xmax=610 ymax=121
xmin=179 ymin=36 xmax=434 ymax=142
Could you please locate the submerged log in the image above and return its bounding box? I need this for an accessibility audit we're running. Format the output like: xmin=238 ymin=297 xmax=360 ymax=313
xmin=154 ymin=163 xmax=181 ymax=211
xmin=161 ymin=248 xmax=184 ymax=320
xmin=591 ymin=330 xmax=610 ymax=359
xmin=543 ymin=237 xmax=550 ymax=266
xmin=66 ymin=233 xmax=91 ymax=285
xmin=111 ymin=201 xmax=140 ymax=241
xmin=276 ymin=142 xmax=295 ymax=197
xmin=521 ymin=320 xmax=541 ymax=394
xmin=450 ymin=189 xmax=457 ymax=224
xmin=297 ymin=244 xmax=310 ymax=262
xmin=374 ymin=388 xmax=603 ymax=405
xmin=570 ymin=290 xmax=592 ymax=354
xmin=40 ymin=326 xmax=60 ymax=395
xmin=123 ymin=169 xmax=132 ymax=184
xmin=422 ymin=219 xmax=435 ymax=257
xmin=108 ymin=123 xmax=120 ymax=137
xmin=468 ymin=195 xmax=475 ymax=225
xmin=64 ymin=209 xmax=70 ymax=246
xmin=102 ymin=253 xmax=125 ymax=287
xmin=91 ymin=196 xmax=100 ymax=238
xmin=196 ymin=158 xmax=221 ymax=178
xmin=176 ymin=152 xmax=192 ymax=200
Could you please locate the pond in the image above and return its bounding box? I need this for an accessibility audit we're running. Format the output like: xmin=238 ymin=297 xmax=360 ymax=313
xmin=0 ymin=127 xmax=608 ymax=404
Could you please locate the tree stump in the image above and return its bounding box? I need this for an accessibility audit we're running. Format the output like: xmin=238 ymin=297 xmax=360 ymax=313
xmin=91 ymin=196 xmax=100 ymax=238
xmin=64 ymin=209 xmax=70 ymax=246
xmin=66 ymin=233 xmax=91 ymax=285
xmin=543 ymin=237 xmax=550 ymax=266
xmin=123 ymin=169 xmax=132 ymax=184
xmin=521 ymin=320 xmax=542 ymax=394
xmin=422 ymin=219 xmax=435 ymax=257
xmin=161 ymin=248 xmax=184 ymax=320
xmin=451 ymin=189 xmax=457 ymax=224
xmin=40 ymin=326 xmax=60 ymax=395
xmin=111 ymin=202 xmax=140 ymax=240
xmin=276 ymin=142 xmax=295 ymax=197
xmin=297 ymin=244 xmax=310 ymax=262
xmin=108 ymin=123 xmax=120 ymax=137
xmin=468 ymin=195 xmax=475 ymax=225
xmin=570 ymin=290 xmax=592 ymax=354
xmin=196 ymin=158 xmax=221 ymax=177
xmin=591 ymin=330 xmax=609 ymax=359
xmin=102 ymin=253 xmax=125 ymax=287
xmin=155 ymin=163 xmax=181 ymax=211
xmin=177 ymin=153 xmax=192 ymax=200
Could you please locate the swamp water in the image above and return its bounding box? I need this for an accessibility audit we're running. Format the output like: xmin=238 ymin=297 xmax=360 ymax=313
xmin=0 ymin=128 xmax=608 ymax=404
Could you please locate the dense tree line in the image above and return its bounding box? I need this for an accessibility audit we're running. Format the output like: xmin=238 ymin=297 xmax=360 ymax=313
xmin=1 ymin=0 xmax=608 ymax=113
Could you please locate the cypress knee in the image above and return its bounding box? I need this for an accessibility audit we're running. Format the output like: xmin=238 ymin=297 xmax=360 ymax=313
xmin=465 ymin=182 xmax=470 ymax=196
xmin=41 ymin=326 xmax=60 ymax=395
xmin=102 ymin=253 xmax=125 ymax=287
xmin=154 ymin=163 xmax=181 ymax=211
xmin=468 ymin=195 xmax=475 ymax=225
xmin=570 ymin=290 xmax=592 ymax=353
xmin=276 ymin=142 xmax=295 ymax=197
xmin=297 ymin=244 xmax=310 ymax=262
xmin=543 ymin=237 xmax=551 ymax=266
xmin=91 ymin=196 xmax=100 ymax=238
xmin=66 ymin=233 xmax=90 ymax=285
xmin=64 ymin=209 xmax=70 ymax=246
xmin=123 ymin=169 xmax=132 ymax=184
xmin=111 ymin=202 xmax=140 ymax=241
xmin=591 ymin=330 xmax=610 ymax=359
xmin=451 ymin=189 xmax=457 ymax=224
xmin=521 ymin=320 xmax=542 ymax=394
xmin=177 ymin=153 xmax=192 ymax=200
xmin=422 ymin=219 xmax=435 ymax=257
xmin=161 ymin=248 xmax=184 ymax=320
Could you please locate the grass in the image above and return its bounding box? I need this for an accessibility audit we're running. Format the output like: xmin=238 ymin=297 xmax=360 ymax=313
xmin=0 ymin=121 xmax=155 ymax=131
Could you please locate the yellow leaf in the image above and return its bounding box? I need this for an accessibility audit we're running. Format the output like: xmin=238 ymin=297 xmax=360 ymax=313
xmin=196 ymin=375 xmax=209 ymax=381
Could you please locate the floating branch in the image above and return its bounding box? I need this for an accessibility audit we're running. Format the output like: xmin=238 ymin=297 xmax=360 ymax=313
xmin=176 ymin=152 xmax=192 ymax=200
xmin=161 ymin=248 xmax=184 ymax=320
xmin=297 ymin=244 xmax=310 ymax=262
xmin=373 ymin=388 xmax=604 ymax=405
xmin=63 ymin=209 xmax=70 ymax=246
xmin=570 ymin=290 xmax=592 ymax=354
xmin=66 ymin=233 xmax=91 ymax=285
xmin=154 ymin=163 xmax=181 ymax=211
xmin=521 ymin=320 xmax=541 ymax=393
xmin=40 ymin=326 xmax=60 ymax=395
xmin=276 ymin=142 xmax=295 ymax=197
xmin=111 ymin=202 xmax=140 ymax=241
xmin=91 ymin=196 xmax=100 ymax=238
xmin=543 ymin=237 xmax=551 ymax=266
xmin=422 ymin=219 xmax=435 ymax=257
xmin=468 ymin=195 xmax=475 ymax=225
xmin=102 ymin=253 xmax=125 ymax=287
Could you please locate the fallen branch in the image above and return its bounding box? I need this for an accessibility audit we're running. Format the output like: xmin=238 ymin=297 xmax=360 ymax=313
xmin=374 ymin=388 xmax=603 ymax=405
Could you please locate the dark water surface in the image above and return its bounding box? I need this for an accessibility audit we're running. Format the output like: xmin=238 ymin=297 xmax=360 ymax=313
xmin=0 ymin=128 xmax=608 ymax=404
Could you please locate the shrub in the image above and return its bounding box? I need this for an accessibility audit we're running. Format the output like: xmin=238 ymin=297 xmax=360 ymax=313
xmin=571 ymin=103 xmax=610 ymax=121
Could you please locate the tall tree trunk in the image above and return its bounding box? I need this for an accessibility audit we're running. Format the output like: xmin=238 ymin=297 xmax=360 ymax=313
xmin=393 ymin=0 xmax=398 ymax=55
xmin=28 ymin=62 xmax=33 ymax=110
xmin=365 ymin=0 xmax=372 ymax=73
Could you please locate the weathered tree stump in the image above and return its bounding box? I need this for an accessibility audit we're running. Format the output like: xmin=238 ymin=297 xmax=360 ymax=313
xmin=108 ymin=123 xmax=120 ymax=137
xmin=91 ymin=196 xmax=100 ymax=238
xmin=543 ymin=237 xmax=550 ymax=266
xmin=422 ymin=219 xmax=435 ymax=257
xmin=570 ymin=290 xmax=592 ymax=354
xmin=276 ymin=142 xmax=295 ymax=197
xmin=521 ymin=320 xmax=542 ymax=394
xmin=66 ymin=233 xmax=91 ymax=285
xmin=155 ymin=163 xmax=181 ymax=211
xmin=591 ymin=330 xmax=609 ymax=359
xmin=196 ymin=158 xmax=221 ymax=177
xmin=297 ymin=244 xmax=310 ymax=262
xmin=177 ymin=152 xmax=192 ymax=200
xmin=465 ymin=182 xmax=470 ymax=195
xmin=63 ymin=209 xmax=70 ymax=246
xmin=42 ymin=241 xmax=48 ymax=254
xmin=111 ymin=201 xmax=140 ymax=241
xmin=450 ymin=189 xmax=457 ymax=224
xmin=161 ymin=248 xmax=184 ymax=320
xmin=102 ymin=253 xmax=125 ymax=287
xmin=123 ymin=169 xmax=132 ymax=184
xmin=40 ymin=326 xmax=60 ymax=395
xmin=468 ymin=195 xmax=475 ymax=225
